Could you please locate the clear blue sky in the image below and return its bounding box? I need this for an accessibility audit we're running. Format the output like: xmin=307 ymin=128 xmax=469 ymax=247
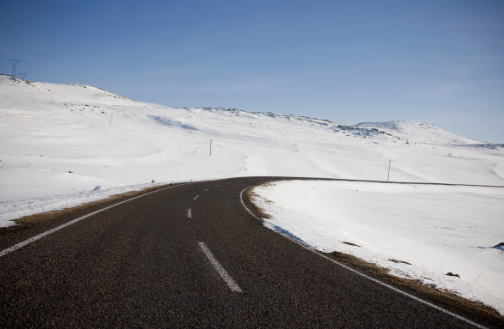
xmin=1 ymin=0 xmax=503 ymax=143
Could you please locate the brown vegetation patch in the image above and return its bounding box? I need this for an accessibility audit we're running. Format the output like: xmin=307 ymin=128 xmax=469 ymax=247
xmin=325 ymin=250 xmax=504 ymax=326
xmin=245 ymin=184 xmax=277 ymax=219
xmin=343 ymin=241 xmax=360 ymax=247
xmin=1 ymin=183 xmax=176 ymax=231
xmin=389 ymin=259 xmax=411 ymax=265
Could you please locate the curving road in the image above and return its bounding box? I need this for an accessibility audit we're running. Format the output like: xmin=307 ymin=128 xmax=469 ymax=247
xmin=0 ymin=177 xmax=499 ymax=328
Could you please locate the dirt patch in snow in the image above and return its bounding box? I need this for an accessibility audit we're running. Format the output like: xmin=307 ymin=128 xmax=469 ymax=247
xmin=245 ymin=188 xmax=273 ymax=219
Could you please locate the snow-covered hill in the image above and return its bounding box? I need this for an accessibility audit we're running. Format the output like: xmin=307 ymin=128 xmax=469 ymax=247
xmin=1 ymin=74 xmax=503 ymax=226
xmin=355 ymin=121 xmax=487 ymax=145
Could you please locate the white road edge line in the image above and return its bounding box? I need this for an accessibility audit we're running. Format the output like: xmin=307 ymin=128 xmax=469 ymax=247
xmin=198 ymin=241 xmax=242 ymax=293
xmin=194 ymin=195 xmax=199 ymax=200
xmin=0 ymin=183 xmax=188 ymax=258
xmin=239 ymin=186 xmax=487 ymax=329
xmin=188 ymin=209 xmax=192 ymax=218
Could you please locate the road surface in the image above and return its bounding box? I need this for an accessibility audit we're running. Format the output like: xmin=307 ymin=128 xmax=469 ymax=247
xmin=0 ymin=177 xmax=498 ymax=328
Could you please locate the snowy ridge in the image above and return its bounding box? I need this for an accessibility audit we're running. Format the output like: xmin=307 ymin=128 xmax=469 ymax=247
xmin=355 ymin=120 xmax=487 ymax=146
xmin=187 ymin=107 xmax=388 ymax=137
xmin=1 ymin=75 xmax=133 ymax=102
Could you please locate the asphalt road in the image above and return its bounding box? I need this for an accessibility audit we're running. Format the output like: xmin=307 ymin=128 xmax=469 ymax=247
xmin=0 ymin=177 xmax=498 ymax=328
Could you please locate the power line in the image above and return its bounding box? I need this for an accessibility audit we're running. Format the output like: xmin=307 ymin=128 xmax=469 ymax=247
xmin=9 ymin=59 xmax=20 ymax=78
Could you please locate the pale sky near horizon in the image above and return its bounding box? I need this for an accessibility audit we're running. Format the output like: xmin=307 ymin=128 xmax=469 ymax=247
xmin=1 ymin=0 xmax=503 ymax=143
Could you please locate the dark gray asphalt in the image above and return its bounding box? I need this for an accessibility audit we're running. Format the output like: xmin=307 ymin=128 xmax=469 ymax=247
xmin=0 ymin=177 xmax=499 ymax=328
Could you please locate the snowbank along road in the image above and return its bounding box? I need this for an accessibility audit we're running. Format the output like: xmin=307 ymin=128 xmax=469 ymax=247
xmin=0 ymin=177 xmax=499 ymax=328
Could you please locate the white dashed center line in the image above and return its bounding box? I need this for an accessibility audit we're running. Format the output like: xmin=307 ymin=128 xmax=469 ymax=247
xmin=216 ymin=185 xmax=221 ymax=187
xmin=187 ymin=209 xmax=192 ymax=218
xmin=198 ymin=241 xmax=242 ymax=293
xmin=205 ymin=188 xmax=209 ymax=192
xmin=194 ymin=195 xmax=199 ymax=200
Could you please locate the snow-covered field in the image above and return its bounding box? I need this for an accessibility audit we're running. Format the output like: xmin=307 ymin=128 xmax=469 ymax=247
xmin=1 ymin=74 xmax=503 ymax=227
xmin=1 ymin=74 xmax=503 ymax=312
xmin=250 ymin=180 xmax=504 ymax=314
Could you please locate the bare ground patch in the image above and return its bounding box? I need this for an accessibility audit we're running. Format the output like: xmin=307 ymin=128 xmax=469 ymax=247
xmin=343 ymin=241 xmax=360 ymax=247
xmin=389 ymin=258 xmax=411 ymax=265
xmin=245 ymin=183 xmax=276 ymax=219
xmin=245 ymin=183 xmax=504 ymax=327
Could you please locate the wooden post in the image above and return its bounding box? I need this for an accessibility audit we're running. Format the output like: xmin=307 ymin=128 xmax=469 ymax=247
xmin=387 ymin=160 xmax=392 ymax=182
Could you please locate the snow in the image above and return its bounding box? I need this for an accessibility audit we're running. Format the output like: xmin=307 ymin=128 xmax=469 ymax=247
xmin=1 ymin=74 xmax=503 ymax=227
xmin=355 ymin=121 xmax=486 ymax=145
xmin=250 ymin=180 xmax=504 ymax=314
xmin=1 ymin=74 xmax=503 ymax=313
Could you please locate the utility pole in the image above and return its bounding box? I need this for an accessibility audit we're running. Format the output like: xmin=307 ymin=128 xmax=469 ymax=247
xmin=9 ymin=59 xmax=20 ymax=78
xmin=387 ymin=160 xmax=392 ymax=182
xmin=19 ymin=72 xmax=27 ymax=80
xmin=209 ymin=139 xmax=212 ymax=156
